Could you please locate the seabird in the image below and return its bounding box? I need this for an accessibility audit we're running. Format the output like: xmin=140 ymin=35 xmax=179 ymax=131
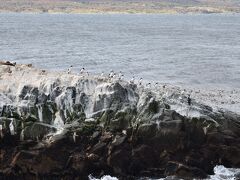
xmin=154 ymin=82 xmax=159 ymax=87
xmin=119 ymin=74 xmax=124 ymax=81
xmin=67 ymin=65 xmax=73 ymax=74
xmin=130 ymin=76 xmax=135 ymax=84
xmin=138 ymin=78 xmax=143 ymax=85
xmin=110 ymin=70 xmax=114 ymax=77
xmin=41 ymin=70 xmax=46 ymax=75
xmin=80 ymin=68 xmax=85 ymax=74
xmin=118 ymin=71 xmax=123 ymax=79
xmin=180 ymin=89 xmax=186 ymax=96
xmin=122 ymin=130 xmax=127 ymax=135
xmin=146 ymin=82 xmax=151 ymax=88
xmin=109 ymin=72 xmax=116 ymax=82
xmin=101 ymin=72 xmax=104 ymax=77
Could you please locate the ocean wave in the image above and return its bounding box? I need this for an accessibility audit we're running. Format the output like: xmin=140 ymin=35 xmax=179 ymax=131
xmin=89 ymin=166 xmax=240 ymax=180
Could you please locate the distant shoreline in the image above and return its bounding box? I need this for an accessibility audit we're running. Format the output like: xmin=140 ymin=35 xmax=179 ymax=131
xmin=0 ymin=7 xmax=239 ymax=15
xmin=1 ymin=0 xmax=239 ymax=15
xmin=0 ymin=10 xmax=239 ymax=15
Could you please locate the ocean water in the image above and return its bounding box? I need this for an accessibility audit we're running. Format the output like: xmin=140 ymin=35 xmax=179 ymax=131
xmin=0 ymin=13 xmax=240 ymax=89
xmin=88 ymin=166 xmax=240 ymax=180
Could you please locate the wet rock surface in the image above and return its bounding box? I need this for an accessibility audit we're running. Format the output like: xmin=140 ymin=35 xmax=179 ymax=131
xmin=0 ymin=64 xmax=240 ymax=179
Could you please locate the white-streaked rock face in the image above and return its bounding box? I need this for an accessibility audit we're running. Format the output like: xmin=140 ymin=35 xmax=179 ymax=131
xmin=1 ymin=63 xmax=240 ymax=180
xmin=0 ymin=64 xmax=239 ymax=140
xmin=0 ymin=64 xmax=140 ymax=138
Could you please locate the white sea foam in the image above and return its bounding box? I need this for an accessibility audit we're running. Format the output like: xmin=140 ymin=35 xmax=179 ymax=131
xmin=88 ymin=166 xmax=240 ymax=180
xmin=208 ymin=165 xmax=240 ymax=180
xmin=88 ymin=175 xmax=118 ymax=180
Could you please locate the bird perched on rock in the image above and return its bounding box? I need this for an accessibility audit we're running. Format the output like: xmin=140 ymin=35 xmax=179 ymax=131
xmin=146 ymin=82 xmax=151 ymax=88
xmin=119 ymin=74 xmax=124 ymax=81
xmin=110 ymin=70 xmax=114 ymax=78
xmin=122 ymin=130 xmax=127 ymax=135
xmin=118 ymin=71 xmax=123 ymax=79
xmin=180 ymin=89 xmax=186 ymax=96
xmin=80 ymin=68 xmax=85 ymax=74
xmin=108 ymin=73 xmax=111 ymax=79
xmin=101 ymin=71 xmax=104 ymax=77
xmin=130 ymin=76 xmax=135 ymax=84
xmin=67 ymin=65 xmax=73 ymax=74
xmin=138 ymin=78 xmax=143 ymax=85
xmin=40 ymin=70 xmax=46 ymax=75
xmin=112 ymin=73 xmax=116 ymax=79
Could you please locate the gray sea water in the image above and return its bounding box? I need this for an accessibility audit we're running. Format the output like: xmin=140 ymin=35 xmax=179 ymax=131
xmin=0 ymin=13 xmax=240 ymax=89
xmin=88 ymin=165 xmax=240 ymax=180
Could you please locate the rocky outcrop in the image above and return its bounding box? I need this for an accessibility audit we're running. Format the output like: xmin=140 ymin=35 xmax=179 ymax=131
xmin=0 ymin=63 xmax=240 ymax=179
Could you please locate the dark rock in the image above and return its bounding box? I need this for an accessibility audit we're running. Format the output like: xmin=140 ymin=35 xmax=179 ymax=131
xmin=107 ymin=148 xmax=131 ymax=175
xmin=132 ymin=145 xmax=158 ymax=167
xmin=111 ymin=135 xmax=126 ymax=147
xmin=100 ymin=131 xmax=113 ymax=143
xmin=91 ymin=131 xmax=101 ymax=140
xmin=24 ymin=122 xmax=57 ymax=140
xmin=165 ymin=161 xmax=207 ymax=179
xmin=137 ymin=123 xmax=157 ymax=139
xmin=90 ymin=142 xmax=107 ymax=155
xmin=221 ymin=146 xmax=240 ymax=166
xmin=207 ymin=132 xmax=225 ymax=145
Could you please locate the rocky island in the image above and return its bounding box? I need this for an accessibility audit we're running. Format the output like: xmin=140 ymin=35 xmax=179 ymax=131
xmin=0 ymin=62 xmax=240 ymax=179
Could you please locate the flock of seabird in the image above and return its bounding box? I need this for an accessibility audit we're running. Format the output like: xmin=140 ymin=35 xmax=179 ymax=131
xmin=65 ymin=65 xmax=170 ymax=89
xmin=49 ymin=65 xmax=193 ymax=104
xmin=1 ymin=62 xmax=239 ymax=143
xmin=65 ymin=66 xmax=194 ymax=110
xmin=7 ymin=63 xmax=234 ymax=143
